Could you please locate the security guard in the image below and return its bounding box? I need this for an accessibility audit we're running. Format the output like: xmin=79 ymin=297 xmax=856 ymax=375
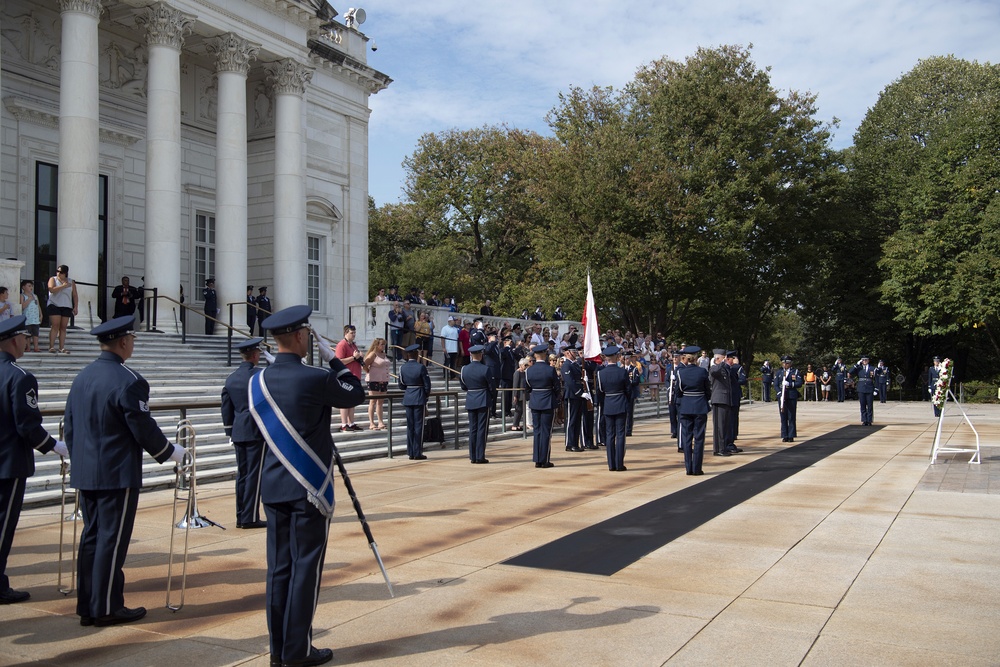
xmin=774 ymin=355 xmax=803 ymax=441
xmin=850 ymin=355 xmax=876 ymax=425
xmin=460 ymin=344 xmax=494 ymax=463
xmin=398 ymin=343 xmax=431 ymax=460
xmin=221 ymin=337 xmax=269 ymax=529
xmin=251 ymin=305 xmax=365 ymax=667
xmin=1 ymin=316 xmax=66 ymax=604
xmin=560 ymin=345 xmax=585 ymax=452
xmin=525 ymin=343 xmax=559 ymax=468
xmin=64 ymin=315 xmax=185 ymax=626
xmin=595 ymin=345 xmax=630 ymax=471
xmin=674 ymin=346 xmax=711 ymax=475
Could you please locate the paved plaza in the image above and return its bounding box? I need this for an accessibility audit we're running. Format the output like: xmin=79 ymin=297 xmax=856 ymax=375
xmin=2 ymin=400 xmax=998 ymax=666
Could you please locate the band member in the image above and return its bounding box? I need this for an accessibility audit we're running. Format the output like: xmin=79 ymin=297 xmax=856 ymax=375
xmin=461 ymin=344 xmax=494 ymax=463
xmin=250 ymin=305 xmax=365 ymax=667
xmin=674 ymin=346 xmax=711 ymax=475
xmin=221 ymin=337 xmax=269 ymax=529
xmin=775 ymin=355 xmax=803 ymax=441
xmin=526 ymin=343 xmax=559 ymax=468
xmin=709 ymin=349 xmax=733 ymax=456
xmin=850 ymin=355 xmax=877 ymax=426
xmin=1 ymin=316 xmax=67 ymax=604
xmin=65 ymin=316 xmax=185 ymax=626
xmin=398 ymin=343 xmax=431 ymax=460
xmin=595 ymin=345 xmax=630 ymax=471
xmin=560 ymin=346 xmax=585 ymax=452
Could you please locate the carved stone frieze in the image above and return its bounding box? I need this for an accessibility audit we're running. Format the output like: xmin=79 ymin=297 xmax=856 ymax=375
xmin=1 ymin=9 xmax=61 ymax=70
xmin=207 ymin=33 xmax=260 ymax=75
xmin=135 ymin=2 xmax=193 ymax=50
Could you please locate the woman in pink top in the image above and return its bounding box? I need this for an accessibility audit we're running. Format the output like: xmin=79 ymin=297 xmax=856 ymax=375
xmin=335 ymin=324 xmax=364 ymax=430
xmin=363 ymin=337 xmax=390 ymax=430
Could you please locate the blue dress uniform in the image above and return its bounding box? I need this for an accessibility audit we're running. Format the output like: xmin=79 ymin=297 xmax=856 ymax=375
xmin=526 ymin=345 xmax=559 ymax=468
xmin=499 ymin=339 xmax=516 ymax=416
xmin=875 ymin=362 xmax=889 ymax=404
xmin=398 ymin=345 xmax=431 ymax=460
xmin=460 ymin=346 xmax=494 ymax=463
xmin=221 ymin=337 xmax=266 ymax=528
xmin=561 ymin=354 xmax=585 ymax=452
xmin=255 ymin=288 xmax=272 ymax=332
xmin=665 ymin=357 xmax=680 ymax=442
xmin=761 ymin=362 xmax=774 ymax=402
xmin=850 ymin=357 xmax=876 ymax=425
xmin=595 ymin=347 xmax=630 ymax=471
xmin=1 ymin=317 xmax=59 ymax=604
xmin=624 ymin=354 xmax=641 ymax=436
xmin=581 ymin=354 xmax=598 ymax=449
xmin=64 ymin=316 xmax=180 ymax=626
xmin=833 ymin=359 xmax=847 ymax=402
xmin=674 ymin=347 xmax=711 ymax=475
xmin=253 ymin=306 xmax=365 ymax=667
xmin=775 ymin=356 xmax=803 ymax=441
xmin=203 ymin=279 xmax=218 ymax=335
xmin=483 ymin=335 xmax=501 ymax=417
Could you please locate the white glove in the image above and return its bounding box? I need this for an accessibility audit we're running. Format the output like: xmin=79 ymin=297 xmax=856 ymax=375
xmin=168 ymin=443 xmax=186 ymax=464
xmin=262 ymin=349 xmax=276 ymax=363
xmin=582 ymin=392 xmax=592 ymax=402
xmin=783 ymin=380 xmax=791 ymax=387
xmin=313 ymin=329 xmax=335 ymax=363
xmin=52 ymin=440 xmax=69 ymax=457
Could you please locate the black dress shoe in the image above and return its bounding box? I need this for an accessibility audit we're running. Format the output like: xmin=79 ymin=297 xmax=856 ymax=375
xmin=727 ymin=447 xmax=743 ymax=453
xmin=282 ymin=647 xmax=333 ymax=667
xmin=0 ymin=588 xmax=30 ymax=604
xmin=80 ymin=616 xmax=94 ymax=627
xmin=94 ymin=606 xmax=146 ymax=627
xmin=616 ymin=466 xmax=627 ymax=471
xmin=670 ymin=433 xmax=677 ymax=439
xmin=565 ymin=447 xmax=583 ymax=452
xmin=238 ymin=520 xmax=268 ymax=529
xmin=693 ymin=470 xmax=704 ymax=475
xmin=413 ymin=454 xmax=427 ymax=460
xmin=677 ymin=448 xmax=683 ymax=453
xmin=472 ymin=458 xmax=489 ymax=464
xmin=271 ymin=658 xmax=281 ymax=667
xmin=584 ymin=445 xmax=599 ymax=450
xmin=535 ymin=461 xmax=554 ymax=468
xmin=686 ymin=471 xmax=693 ymax=475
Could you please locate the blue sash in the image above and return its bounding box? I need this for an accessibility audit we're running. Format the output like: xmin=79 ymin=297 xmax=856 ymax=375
xmin=249 ymin=368 xmax=334 ymax=516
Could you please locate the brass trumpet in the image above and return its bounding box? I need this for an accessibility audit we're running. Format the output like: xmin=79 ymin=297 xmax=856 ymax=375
xmin=56 ymin=418 xmax=80 ymax=596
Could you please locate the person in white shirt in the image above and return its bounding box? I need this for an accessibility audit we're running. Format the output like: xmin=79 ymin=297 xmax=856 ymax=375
xmin=439 ymin=315 xmax=461 ymax=375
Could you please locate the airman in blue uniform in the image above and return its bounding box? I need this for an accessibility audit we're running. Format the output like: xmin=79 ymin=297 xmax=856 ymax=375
xmin=580 ymin=348 xmax=599 ymax=450
xmin=595 ymin=346 xmax=630 ymax=471
xmin=1 ymin=316 xmax=65 ymax=604
xmin=674 ymin=346 xmax=711 ymax=475
xmin=398 ymin=343 xmax=431 ymax=460
xmin=666 ymin=351 xmax=681 ymax=445
xmin=850 ymin=355 xmax=876 ymax=425
xmin=774 ymin=355 xmax=803 ymax=441
xmin=253 ymin=306 xmax=365 ymax=667
xmin=221 ymin=337 xmax=267 ymax=528
xmin=761 ymin=360 xmax=774 ymax=402
xmin=461 ymin=345 xmax=494 ymax=463
xmin=525 ymin=343 xmax=559 ymax=468
xmin=833 ymin=357 xmax=846 ymax=402
xmin=560 ymin=346 xmax=585 ymax=452
xmin=482 ymin=329 xmax=501 ymax=417
xmin=64 ymin=316 xmax=185 ymax=626
xmin=875 ymin=360 xmax=889 ymax=404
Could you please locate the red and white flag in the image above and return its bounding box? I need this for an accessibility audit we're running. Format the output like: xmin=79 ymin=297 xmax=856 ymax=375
xmin=581 ymin=273 xmax=602 ymax=362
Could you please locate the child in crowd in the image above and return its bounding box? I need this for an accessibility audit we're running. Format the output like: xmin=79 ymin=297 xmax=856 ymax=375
xmin=20 ymin=280 xmax=42 ymax=352
xmin=0 ymin=286 xmax=12 ymax=323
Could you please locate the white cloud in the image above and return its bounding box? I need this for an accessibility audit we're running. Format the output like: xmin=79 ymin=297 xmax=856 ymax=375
xmin=363 ymin=0 xmax=1000 ymax=203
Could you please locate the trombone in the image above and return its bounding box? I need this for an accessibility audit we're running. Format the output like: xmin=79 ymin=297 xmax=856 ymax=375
xmin=165 ymin=419 xmax=222 ymax=612
xmin=56 ymin=418 xmax=80 ymax=595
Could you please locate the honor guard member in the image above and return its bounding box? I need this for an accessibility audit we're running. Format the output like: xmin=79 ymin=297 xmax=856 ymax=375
xmin=255 ymin=286 xmax=272 ymax=334
xmin=674 ymin=346 xmax=711 ymax=475
xmin=595 ymin=345 xmax=630 ymax=471
xmin=833 ymin=357 xmax=847 ymax=402
xmin=761 ymin=360 xmax=774 ymax=402
xmin=580 ymin=345 xmax=599 ymax=450
xmin=64 ymin=316 xmax=185 ymax=626
xmin=525 ymin=343 xmax=559 ymax=468
xmin=249 ymin=305 xmax=365 ymax=667
xmin=850 ymin=355 xmax=877 ymax=425
xmin=1 ymin=316 xmax=67 ymax=604
xmin=726 ymin=351 xmax=747 ymax=454
xmin=666 ymin=351 xmax=682 ymax=450
xmin=221 ymin=337 xmax=269 ymax=529
xmin=875 ymin=360 xmax=889 ymax=404
xmin=623 ymin=351 xmax=641 ymax=437
xmin=483 ymin=329 xmax=501 ymax=418
xmin=775 ymin=355 xmax=803 ymax=441
xmin=203 ymin=278 xmax=218 ymax=335
xmin=398 ymin=344 xmax=431 ymax=460
xmin=928 ymin=356 xmax=942 ymax=417
xmin=460 ymin=344 xmax=494 ymax=463
xmin=560 ymin=345 xmax=586 ymax=452
xmin=246 ymin=285 xmax=257 ymax=335
xmin=709 ymin=349 xmax=733 ymax=456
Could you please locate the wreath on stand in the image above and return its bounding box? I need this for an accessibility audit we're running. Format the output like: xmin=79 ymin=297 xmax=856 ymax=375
xmin=931 ymin=358 xmax=953 ymax=410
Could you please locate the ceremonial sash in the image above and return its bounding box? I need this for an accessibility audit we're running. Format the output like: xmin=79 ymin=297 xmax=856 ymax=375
xmin=249 ymin=369 xmax=335 ymax=517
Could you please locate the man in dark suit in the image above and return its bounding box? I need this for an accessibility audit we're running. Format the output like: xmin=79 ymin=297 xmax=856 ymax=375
xmin=531 ymin=305 xmax=545 ymax=321
xmin=64 ymin=316 xmax=185 ymax=626
xmin=246 ymin=285 xmax=257 ymax=335
xmin=460 ymin=345 xmax=495 ymax=463
xmin=221 ymin=337 xmax=269 ymax=529
xmin=482 ymin=329 xmax=501 ymax=418
xmin=525 ymin=343 xmax=559 ymax=468
xmin=111 ymin=276 xmax=137 ymax=319
xmin=252 ymin=306 xmax=365 ymax=667
xmin=850 ymin=355 xmax=876 ymax=425
xmin=203 ymin=278 xmax=218 ymax=334
xmin=1 ymin=316 xmax=66 ymax=604
xmin=665 ymin=351 xmax=681 ymax=448
xmin=726 ymin=351 xmax=747 ymax=454
xmin=480 ymin=299 xmax=495 ymax=317
xmin=560 ymin=346 xmax=585 ymax=453
xmin=709 ymin=349 xmax=733 ymax=456
xmin=398 ymin=343 xmax=431 ymax=460
xmin=674 ymin=346 xmax=711 ymax=475
xmin=775 ymin=355 xmax=803 ymax=441
xmin=255 ymin=286 xmax=272 ymax=335
xmin=595 ymin=345 xmax=630 ymax=471
xmin=499 ymin=335 xmax=516 ymax=417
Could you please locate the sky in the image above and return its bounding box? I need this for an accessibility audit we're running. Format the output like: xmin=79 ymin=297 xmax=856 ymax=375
xmin=358 ymin=0 xmax=1000 ymax=205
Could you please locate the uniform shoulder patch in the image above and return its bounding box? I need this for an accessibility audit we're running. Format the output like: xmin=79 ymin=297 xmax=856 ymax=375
xmin=339 ymin=380 xmax=355 ymax=392
xmin=139 ymin=400 xmax=150 ymax=412
xmin=26 ymin=388 xmax=38 ymax=410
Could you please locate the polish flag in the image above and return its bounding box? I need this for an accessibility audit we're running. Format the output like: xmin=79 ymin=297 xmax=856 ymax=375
xmin=581 ymin=273 xmax=602 ymax=362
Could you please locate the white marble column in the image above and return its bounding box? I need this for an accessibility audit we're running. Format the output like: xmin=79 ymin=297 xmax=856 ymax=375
xmin=208 ymin=34 xmax=258 ymax=327
xmin=57 ymin=0 xmax=102 ymax=313
xmin=266 ymin=59 xmax=313 ymax=309
xmin=136 ymin=2 xmax=192 ymax=307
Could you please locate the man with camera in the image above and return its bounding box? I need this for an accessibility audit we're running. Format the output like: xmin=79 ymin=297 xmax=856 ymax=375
xmin=335 ymin=325 xmax=365 ymax=431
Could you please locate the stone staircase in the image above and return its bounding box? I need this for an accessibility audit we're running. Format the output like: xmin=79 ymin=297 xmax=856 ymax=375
xmin=19 ymin=329 xmax=668 ymax=507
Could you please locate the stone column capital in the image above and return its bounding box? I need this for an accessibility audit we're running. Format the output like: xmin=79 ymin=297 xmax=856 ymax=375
xmin=208 ymin=33 xmax=260 ymax=75
xmin=136 ymin=2 xmax=194 ymax=50
xmin=265 ymin=59 xmax=314 ymax=96
xmin=58 ymin=0 xmax=103 ymax=18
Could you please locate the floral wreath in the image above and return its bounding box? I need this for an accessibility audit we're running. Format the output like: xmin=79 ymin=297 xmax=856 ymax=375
xmin=931 ymin=358 xmax=952 ymax=410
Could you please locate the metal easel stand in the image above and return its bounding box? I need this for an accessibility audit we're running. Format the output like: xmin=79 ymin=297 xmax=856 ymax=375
xmin=930 ymin=389 xmax=981 ymax=465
